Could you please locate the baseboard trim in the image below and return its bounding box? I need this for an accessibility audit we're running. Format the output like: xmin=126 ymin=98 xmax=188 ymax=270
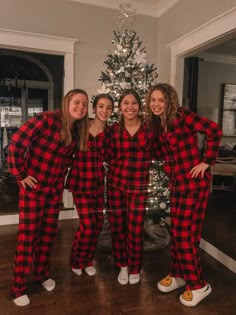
xmin=200 ymin=239 xmax=236 ymax=273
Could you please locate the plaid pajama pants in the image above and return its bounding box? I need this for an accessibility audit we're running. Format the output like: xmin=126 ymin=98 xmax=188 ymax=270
xmin=107 ymin=187 xmax=147 ymax=274
xmin=11 ymin=187 xmax=63 ymax=298
xmin=71 ymin=188 xmax=105 ymax=269
xmin=170 ymin=189 xmax=210 ymax=290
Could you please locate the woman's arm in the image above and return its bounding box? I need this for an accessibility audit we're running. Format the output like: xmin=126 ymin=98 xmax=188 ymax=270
xmin=7 ymin=113 xmax=49 ymax=181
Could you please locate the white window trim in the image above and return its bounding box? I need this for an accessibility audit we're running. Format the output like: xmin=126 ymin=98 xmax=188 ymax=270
xmin=0 ymin=28 xmax=78 ymax=94
xmin=0 ymin=28 xmax=78 ymax=213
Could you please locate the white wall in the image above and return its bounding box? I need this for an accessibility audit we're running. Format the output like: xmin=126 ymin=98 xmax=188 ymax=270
xmin=198 ymin=59 xmax=236 ymax=145
xmin=157 ymin=0 xmax=236 ymax=82
xmin=0 ymin=0 xmax=236 ymax=96
xmin=0 ymin=0 xmax=157 ymax=108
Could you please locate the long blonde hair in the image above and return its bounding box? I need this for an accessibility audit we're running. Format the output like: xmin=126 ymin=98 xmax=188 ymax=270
xmin=144 ymin=83 xmax=180 ymax=132
xmin=61 ymin=88 xmax=89 ymax=150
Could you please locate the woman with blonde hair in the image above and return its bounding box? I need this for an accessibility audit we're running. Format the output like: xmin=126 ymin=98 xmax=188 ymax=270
xmin=8 ymin=88 xmax=89 ymax=306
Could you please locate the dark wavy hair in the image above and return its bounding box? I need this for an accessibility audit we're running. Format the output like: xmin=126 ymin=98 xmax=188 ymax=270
xmin=92 ymin=93 xmax=114 ymax=110
xmin=118 ymin=89 xmax=142 ymax=132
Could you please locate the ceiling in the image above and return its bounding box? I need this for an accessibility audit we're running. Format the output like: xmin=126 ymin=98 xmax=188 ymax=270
xmin=70 ymin=0 xmax=180 ymax=17
xmin=71 ymin=0 xmax=236 ymax=56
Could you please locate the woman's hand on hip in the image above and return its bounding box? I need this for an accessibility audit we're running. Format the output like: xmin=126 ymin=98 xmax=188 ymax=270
xmin=190 ymin=162 xmax=209 ymax=178
xmin=20 ymin=176 xmax=38 ymax=189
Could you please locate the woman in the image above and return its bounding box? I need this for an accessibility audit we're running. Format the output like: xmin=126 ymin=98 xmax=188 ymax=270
xmin=8 ymin=88 xmax=89 ymax=306
xmin=66 ymin=93 xmax=114 ymax=276
xmin=145 ymin=83 xmax=222 ymax=306
xmin=105 ymin=89 xmax=153 ymax=285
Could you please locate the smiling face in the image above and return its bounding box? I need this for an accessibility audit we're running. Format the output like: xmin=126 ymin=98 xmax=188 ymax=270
xmin=119 ymin=93 xmax=140 ymax=121
xmin=94 ymin=97 xmax=113 ymax=122
xmin=149 ymin=89 xmax=166 ymax=117
xmin=68 ymin=93 xmax=88 ymax=123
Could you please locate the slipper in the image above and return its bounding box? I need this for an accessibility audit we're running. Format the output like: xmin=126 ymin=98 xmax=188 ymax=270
xmin=85 ymin=266 xmax=96 ymax=276
xmin=72 ymin=268 xmax=82 ymax=276
xmin=157 ymin=275 xmax=185 ymax=292
xmin=118 ymin=266 xmax=128 ymax=285
xmin=13 ymin=294 xmax=30 ymax=306
xmin=129 ymin=273 xmax=140 ymax=284
xmin=41 ymin=278 xmax=56 ymax=291
xmin=179 ymin=283 xmax=212 ymax=306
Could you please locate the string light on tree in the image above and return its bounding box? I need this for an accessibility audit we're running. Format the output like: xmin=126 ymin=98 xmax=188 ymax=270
xmin=96 ymin=2 xmax=158 ymax=123
xmin=96 ymin=2 xmax=170 ymax=229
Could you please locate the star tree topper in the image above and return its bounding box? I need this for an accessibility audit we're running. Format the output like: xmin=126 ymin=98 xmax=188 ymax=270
xmin=116 ymin=2 xmax=136 ymax=30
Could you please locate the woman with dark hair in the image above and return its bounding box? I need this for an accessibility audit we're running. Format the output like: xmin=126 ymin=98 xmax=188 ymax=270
xmin=66 ymin=93 xmax=114 ymax=277
xmin=105 ymin=89 xmax=153 ymax=285
xmin=145 ymin=83 xmax=222 ymax=306
xmin=8 ymin=88 xmax=89 ymax=306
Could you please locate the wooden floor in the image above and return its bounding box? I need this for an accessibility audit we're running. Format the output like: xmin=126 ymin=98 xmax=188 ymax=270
xmin=202 ymin=190 xmax=236 ymax=260
xmin=0 ymin=219 xmax=236 ymax=315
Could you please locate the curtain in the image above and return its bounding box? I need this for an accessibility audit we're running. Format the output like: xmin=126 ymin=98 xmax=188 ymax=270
xmin=183 ymin=57 xmax=199 ymax=113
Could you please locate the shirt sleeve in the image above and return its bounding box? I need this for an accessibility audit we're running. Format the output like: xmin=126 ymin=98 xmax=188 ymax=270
xmin=182 ymin=108 xmax=222 ymax=165
xmin=7 ymin=113 xmax=49 ymax=181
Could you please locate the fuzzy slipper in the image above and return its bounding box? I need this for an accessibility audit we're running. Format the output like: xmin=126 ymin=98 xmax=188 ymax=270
xmin=179 ymin=283 xmax=212 ymax=307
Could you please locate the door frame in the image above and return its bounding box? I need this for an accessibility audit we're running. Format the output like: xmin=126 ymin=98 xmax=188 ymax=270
xmin=168 ymin=7 xmax=236 ymax=103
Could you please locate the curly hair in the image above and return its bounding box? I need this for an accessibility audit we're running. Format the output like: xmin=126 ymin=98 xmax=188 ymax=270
xmin=144 ymin=83 xmax=180 ymax=131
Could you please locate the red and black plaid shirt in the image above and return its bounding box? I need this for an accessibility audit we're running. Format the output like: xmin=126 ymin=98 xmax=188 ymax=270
xmin=8 ymin=109 xmax=75 ymax=194
xmin=154 ymin=107 xmax=222 ymax=192
xmin=105 ymin=122 xmax=154 ymax=194
xmin=66 ymin=131 xmax=106 ymax=194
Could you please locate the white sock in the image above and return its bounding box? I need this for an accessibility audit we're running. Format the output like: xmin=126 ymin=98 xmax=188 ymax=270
xmin=72 ymin=268 xmax=82 ymax=276
xmin=129 ymin=273 xmax=140 ymax=284
xmin=13 ymin=294 xmax=30 ymax=306
xmin=118 ymin=266 xmax=128 ymax=285
xmin=41 ymin=278 xmax=56 ymax=291
xmin=85 ymin=266 xmax=96 ymax=276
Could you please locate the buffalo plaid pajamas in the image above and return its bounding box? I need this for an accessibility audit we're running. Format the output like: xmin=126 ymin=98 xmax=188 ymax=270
xmin=155 ymin=107 xmax=222 ymax=290
xmin=8 ymin=110 xmax=75 ymax=298
xmin=107 ymin=188 xmax=147 ymax=273
xmin=105 ymin=123 xmax=153 ymax=273
xmin=66 ymin=132 xmax=106 ymax=269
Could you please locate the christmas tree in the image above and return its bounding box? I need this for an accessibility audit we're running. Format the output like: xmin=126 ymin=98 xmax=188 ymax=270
xmin=96 ymin=3 xmax=158 ymax=123
xmin=97 ymin=3 xmax=170 ymax=231
xmin=98 ymin=29 xmax=158 ymax=106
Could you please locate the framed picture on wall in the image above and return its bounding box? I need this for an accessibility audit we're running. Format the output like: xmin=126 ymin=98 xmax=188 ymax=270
xmin=221 ymin=84 xmax=236 ymax=136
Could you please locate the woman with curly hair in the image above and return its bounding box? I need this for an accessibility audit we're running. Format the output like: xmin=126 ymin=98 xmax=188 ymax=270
xmin=145 ymin=83 xmax=222 ymax=306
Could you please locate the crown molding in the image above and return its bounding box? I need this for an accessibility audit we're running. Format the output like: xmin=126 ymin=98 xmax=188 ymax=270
xmin=198 ymin=52 xmax=236 ymax=65
xmin=69 ymin=0 xmax=180 ymax=17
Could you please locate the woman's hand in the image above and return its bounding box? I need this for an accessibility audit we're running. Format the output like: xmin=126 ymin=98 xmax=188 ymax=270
xmin=190 ymin=162 xmax=210 ymax=178
xmin=20 ymin=176 xmax=38 ymax=189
